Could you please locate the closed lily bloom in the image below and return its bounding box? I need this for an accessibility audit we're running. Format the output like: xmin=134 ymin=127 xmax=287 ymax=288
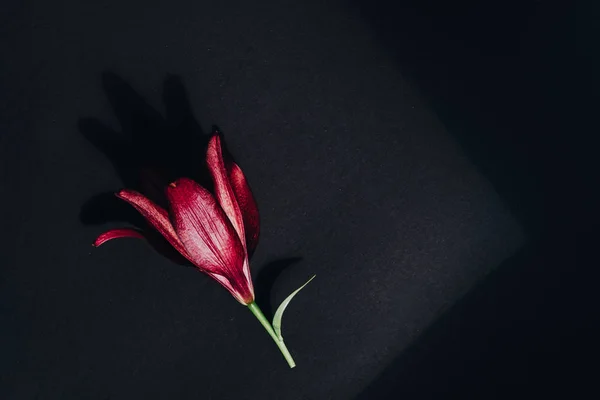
xmin=94 ymin=130 xmax=311 ymax=368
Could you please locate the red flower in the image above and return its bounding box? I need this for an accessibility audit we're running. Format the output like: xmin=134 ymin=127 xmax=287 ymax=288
xmin=94 ymin=132 xmax=259 ymax=305
xmin=93 ymin=128 xmax=312 ymax=369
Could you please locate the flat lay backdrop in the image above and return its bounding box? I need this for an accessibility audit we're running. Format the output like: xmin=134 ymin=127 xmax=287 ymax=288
xmin=3 ymin=0 xmax=591 ymax=399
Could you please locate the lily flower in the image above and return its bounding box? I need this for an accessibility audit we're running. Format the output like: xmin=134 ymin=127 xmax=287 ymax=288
xmin=94 ymin=129 xmax=310 ymax=368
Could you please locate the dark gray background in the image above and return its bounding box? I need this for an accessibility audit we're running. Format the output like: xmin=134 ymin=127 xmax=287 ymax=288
xmin=1 ymin=0 xmax=596 ymax=399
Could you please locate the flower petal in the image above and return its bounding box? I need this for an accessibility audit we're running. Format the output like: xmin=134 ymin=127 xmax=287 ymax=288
xmin=94 ymin=228 xmax=145 ymax=246
xmin=226 ymin=160 xmax=260 ymax=255
xmin=94 ymin=227 xmax=192 ymax=266
xmin=166 ymin=178 xmax=254 ymax=304
xmin=116 ymin=189 xmax=191 ymax=261
xmin=206 ymin=133 xmax=246 ymax=249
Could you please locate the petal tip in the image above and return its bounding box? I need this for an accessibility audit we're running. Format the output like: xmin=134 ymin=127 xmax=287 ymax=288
xmin=115 ymin=189 xmax=128 ymax=200
xmin=93 ymin=228 xmax=146 ymax=247
xmin=208 ymin=130 xmax=224 ymax=150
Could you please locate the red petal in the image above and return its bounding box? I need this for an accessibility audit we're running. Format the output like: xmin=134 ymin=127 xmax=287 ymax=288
xmin=206 ymin=134 xmax=246 ymax=249
xmin=116 ymin=189 xmax=192 ymax=262
xmin=94 ymin=227 xmax=192 ymax=266
xmin=94 ymin=228 xmax=145 ymax=246
xmin=166 ymin=178 xmax=254 ymax=304
xmin=226 ymin=161 xmax=260 ymax=255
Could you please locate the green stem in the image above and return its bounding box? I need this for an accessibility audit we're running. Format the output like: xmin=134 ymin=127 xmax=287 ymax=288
xmin=247 ymin=301 xmax=296 ymax=368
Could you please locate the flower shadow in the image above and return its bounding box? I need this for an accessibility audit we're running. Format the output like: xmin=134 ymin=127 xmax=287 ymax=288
xmin=254 ymin=257 xmax=303 ymax=320
xmin=79 ymin=71 xmax=212 ymax=226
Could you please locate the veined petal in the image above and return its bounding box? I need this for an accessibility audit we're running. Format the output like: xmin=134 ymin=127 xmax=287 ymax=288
xmin=226 ymin=160 xmax=260 ymax=255
xmin=116 ymin=189 xmax=191 ymax=261
xmin=94 ymin=228 xmax=145 ymax=247
xmin=166 ymin=178 xmax=254 ymax=304
xmin=206 ymin=133 xmax=246 ymax=250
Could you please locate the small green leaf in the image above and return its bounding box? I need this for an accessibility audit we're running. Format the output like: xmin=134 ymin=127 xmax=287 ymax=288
xmin=272 ymin=275 xmax=316 ymax=341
